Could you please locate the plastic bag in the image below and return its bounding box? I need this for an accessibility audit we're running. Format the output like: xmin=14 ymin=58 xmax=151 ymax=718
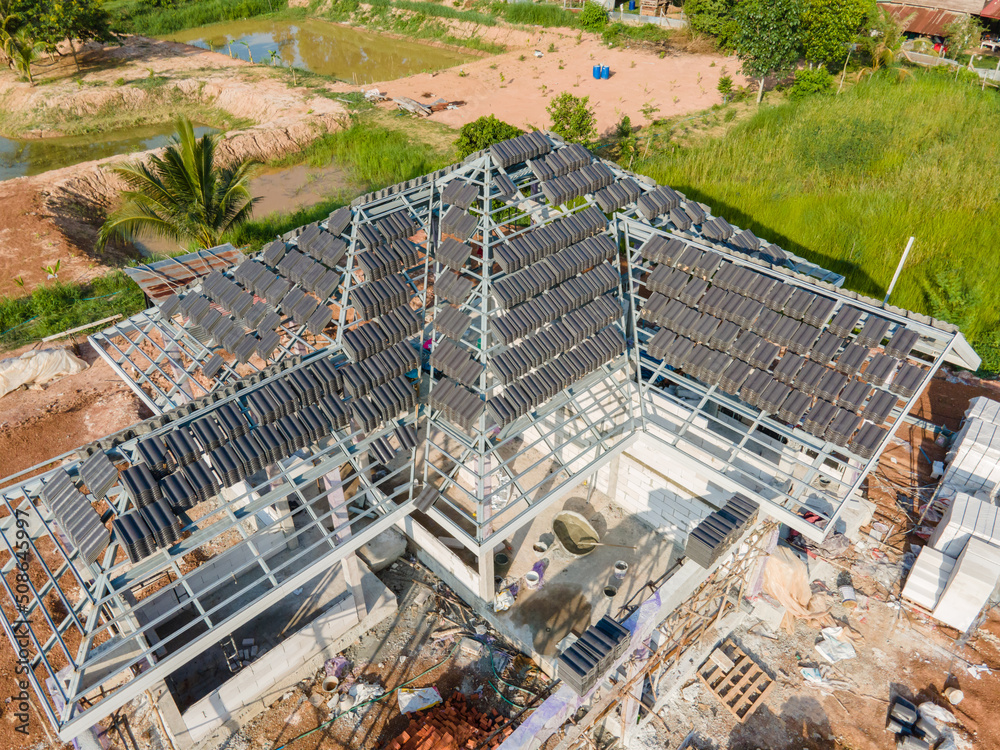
xmin=494 ymin=589 xmax=515 ymax=612
xmin=918 ymin=702 xmax=956 ymax=725
xmin=815 ymin=627 xmax=856 ymax=663
xmin=398 ymin=687 xmax=441 ymax=713
xmin=761 ymin=547 xmax=835 ymax=633
xmin=0 ymin=348 xmax=87 ymax=398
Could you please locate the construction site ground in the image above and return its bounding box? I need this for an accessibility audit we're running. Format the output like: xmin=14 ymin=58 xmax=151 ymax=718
xmin=3 ymin=348 xmax=1000 ymax=750
xmin=647 ymin=553 xmax=1000 ymax=750
xmin=210 ymin=557 xmax=550 ymax=750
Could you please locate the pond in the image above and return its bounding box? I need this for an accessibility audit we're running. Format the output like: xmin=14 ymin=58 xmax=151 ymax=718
xmin=162 ymin=18 xmax=468 ymax=83
xmin=0 ymin=124 xmax=218 ymax=182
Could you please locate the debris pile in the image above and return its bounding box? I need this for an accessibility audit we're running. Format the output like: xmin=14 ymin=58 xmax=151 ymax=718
xmin=383 ymin=691 xmax=511 ymax=750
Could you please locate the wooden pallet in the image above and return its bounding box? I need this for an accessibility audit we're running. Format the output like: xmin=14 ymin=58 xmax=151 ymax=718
xmin=697 ymin=639 xmax=774 ymax=723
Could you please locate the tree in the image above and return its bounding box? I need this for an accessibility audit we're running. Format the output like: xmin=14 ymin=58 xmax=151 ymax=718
xmin=10 ymin=28 xmax=41 ymax=83
xmin=684 ymin=0 xmax=738 ymax=38
xmin=731 ymin=0 xmax=803 ymax=103
xmin=454 ymin=115 xmax=523 ymax=159
xmin=855 ymin=5 xmax=903 ymax=78
xmin=944 ymin=14 xmax=982 ymax=57
xmin=98 ymin=118 xmax=258 ymax=251
xmin=9 ymin=0 xmax=114 ymax=68
xmin=547 ymin=93 xmax=596 ymax=144
xmin=0 ymin=0 xmax=21 ymax=68
xmin=801 ymin=0 xmax=872 ymax=70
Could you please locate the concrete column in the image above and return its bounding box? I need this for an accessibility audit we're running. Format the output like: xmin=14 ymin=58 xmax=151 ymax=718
xmin=477 ymin=547 xmax=494 ymax=602
xmin=266 ymin=464 xmax=299 ymax=550
xmin=342 ymin=553 xmax=368 ymax=623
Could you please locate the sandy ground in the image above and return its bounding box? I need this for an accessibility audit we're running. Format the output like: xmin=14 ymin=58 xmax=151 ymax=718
xmin=0 ymin=36 xmax=347 ymax=297
xmin=360 ymin=25 xmax=745 ymax=133
xmin=0 ymin=340 xmax=149 ymax=488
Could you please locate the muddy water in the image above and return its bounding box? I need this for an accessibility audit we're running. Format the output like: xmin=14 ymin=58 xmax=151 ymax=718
xmin=162 ymin=18 xmax=468 ymax=83
xmin=133 ymin=160 xmax=350 ymax=257
xmin=0 ymin=124 xmax=217 ymax=182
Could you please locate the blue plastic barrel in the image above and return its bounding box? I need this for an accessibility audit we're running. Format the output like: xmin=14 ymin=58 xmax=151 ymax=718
xmin=629 ymin=0 xmax=635 ymax=10
xmin=593 ymin=65 xmax=601 ymax=79
xmin=601 ymin=65 xmax=610 ymax=79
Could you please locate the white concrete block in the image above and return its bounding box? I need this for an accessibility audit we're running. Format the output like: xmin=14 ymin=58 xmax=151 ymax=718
xmin=933 ymin=537 xmax=1000 ymax=633
xmin=902 ymin=546 xmax=956 ymax=610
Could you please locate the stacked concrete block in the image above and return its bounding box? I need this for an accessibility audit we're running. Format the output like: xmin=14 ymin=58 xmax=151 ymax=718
xmin=557 ymin=616 xmax=630 ymax=695
xmin=928 ymin=492 xmax=1000 ymax=559
xmin=685 ymin=494 xmax=758 ymax=568
xmin=901 ymin=546 xmax=955 ymax=611
xmin=932 ymin=537 xmax=1000 ymax=633
xmin=940 ymin=401 xmax=1000 ymax=499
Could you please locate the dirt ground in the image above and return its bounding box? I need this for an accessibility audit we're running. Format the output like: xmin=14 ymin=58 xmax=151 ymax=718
xmin=0 ymin=340 xmax=149 ymax=488
xmin=654 ymin=578 xmax=998 ymax=750
xmin=0 ymin=36 xmax=346 ymax=297
xmin=361 ymin=25 xmax=744 ymax=134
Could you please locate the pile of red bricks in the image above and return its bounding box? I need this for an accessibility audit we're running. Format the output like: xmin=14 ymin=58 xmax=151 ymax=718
xmin=382 ymin=691 xmax=513 ymax=750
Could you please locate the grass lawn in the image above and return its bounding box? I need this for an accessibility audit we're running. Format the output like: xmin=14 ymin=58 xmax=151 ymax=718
xmin=634 ymin=68 xmax=1000 ymax=372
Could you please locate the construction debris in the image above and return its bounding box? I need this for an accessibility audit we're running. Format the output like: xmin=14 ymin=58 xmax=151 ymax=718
xmin=697 ymin=639 xmax=774 ymax=723
xmin=382 ymin=691 xmax=512 ymax=750
xmin=392 ymin=96 xmax=465 ymax=116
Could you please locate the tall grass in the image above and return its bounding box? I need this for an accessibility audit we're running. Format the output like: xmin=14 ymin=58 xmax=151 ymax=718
xmin=635 ymin=69 xmax=1000 ymax=371
xmin=111 ymin=0 xmax=285 ymax=36
xmin=393 ymin=0 xmax=497 ymax=25
xmin=493 ymin=1 xmax=580 ymax=28
xmin=0 ymin=272 xmax=147 ymax=351
xmin=230 ymin=116 xmax=453 ymax=252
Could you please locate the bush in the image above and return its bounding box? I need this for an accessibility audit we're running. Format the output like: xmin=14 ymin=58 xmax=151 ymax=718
xmin=789 ymin=67 xmax=833 ymax=100
xmin=684 ymin=0 xmax=737 ymax=38
xmin=454 ymin=115 xmax=523 ymax=159
xmin=547 ymin=92 xmax=596 ymax=144
xmin=580 ymin=1 xmax=607 ymax=32
xmin=717 ymin=74 xmax=733 ymax=100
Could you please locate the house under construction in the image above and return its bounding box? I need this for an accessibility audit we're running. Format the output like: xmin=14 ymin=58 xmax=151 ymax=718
xmin=0 ymin=131 xmax=980 ymax=749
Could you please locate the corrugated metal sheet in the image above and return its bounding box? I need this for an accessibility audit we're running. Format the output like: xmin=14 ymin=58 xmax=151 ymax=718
xmin=880 ymin=0 xmax=986 ymax=14
xmin=124 ymin=244 xmax=245 ymax=302
xmin=982 ymin=0 xmax=1000 ymax=17
xmin=879 ymin=3 xmax=962 ymax=35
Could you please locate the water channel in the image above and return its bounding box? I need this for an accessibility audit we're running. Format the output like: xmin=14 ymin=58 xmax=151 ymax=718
xmin=163 ymin=18 xmax=468 ymax=83
xmin=0 ymin=124 xmax=218 ymax=182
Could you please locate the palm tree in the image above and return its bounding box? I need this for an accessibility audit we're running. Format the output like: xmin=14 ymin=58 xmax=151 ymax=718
xmin=0 ymin=0 xmax=21 ymax=69
xmin=97 ymin=117 xmax=258 ymax=251
xmin=10 ymin=29 xmax=41 ymax=84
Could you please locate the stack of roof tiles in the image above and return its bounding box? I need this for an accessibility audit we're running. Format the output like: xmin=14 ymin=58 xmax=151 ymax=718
xmin=636 ymin=229 xmax=925 ymax=461
xmin=685 ymin=494 xmax=759 ymax=568
xmin=41 ymin=470 xmax=110 ymax=565
xmin=556 ymin=616 xmax=631 ymax=696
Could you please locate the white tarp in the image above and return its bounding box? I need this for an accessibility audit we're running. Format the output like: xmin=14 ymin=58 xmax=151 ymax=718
xmin=0 ymin=348 xmax=88 ymax=398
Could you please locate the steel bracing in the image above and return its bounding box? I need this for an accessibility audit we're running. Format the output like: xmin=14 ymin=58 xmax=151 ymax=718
xmin=0 ymin=130 xmax=980 ymax=742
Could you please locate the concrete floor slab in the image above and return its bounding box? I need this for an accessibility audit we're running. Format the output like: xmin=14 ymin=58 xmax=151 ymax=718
xmin=487 ymin=487 xmax=681 ymax=671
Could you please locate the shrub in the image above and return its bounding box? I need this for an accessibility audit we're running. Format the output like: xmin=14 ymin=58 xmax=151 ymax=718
xmin=547 ymin=92 xmax=596 ymax=143
xmin=580 ymin=2 xmax=607 ymax=32
xmin=615 ymin=114 xmax=632 ymax=138
xmin=717 ymin=74 xmax=733 ymax=100
xmin=454 ymin=115 xmax=523 ymax=159
xmin=789 ymin=67 xmax=833 ymax=100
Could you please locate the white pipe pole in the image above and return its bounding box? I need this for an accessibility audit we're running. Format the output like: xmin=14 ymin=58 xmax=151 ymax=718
xmin=884 ymin=236 xmax=915 ymax=304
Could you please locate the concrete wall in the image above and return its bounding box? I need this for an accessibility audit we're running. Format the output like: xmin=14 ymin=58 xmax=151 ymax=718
xmin=399 ymin=514 xmax=479 ymax=594
xmin=595 ymin=433 xmax=717 ymax=546
xmin=179 ymin=567 xmax=364 ymax=746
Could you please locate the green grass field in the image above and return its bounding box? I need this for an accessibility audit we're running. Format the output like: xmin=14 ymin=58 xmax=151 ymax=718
xmin=635 ymin=69 xmax=1000 ymax=371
